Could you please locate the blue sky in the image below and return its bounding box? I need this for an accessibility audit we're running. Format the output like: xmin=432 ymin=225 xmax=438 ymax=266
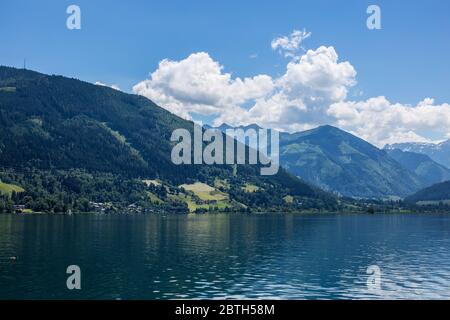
xmin=1 ymin=0 xmax=450 ymax=145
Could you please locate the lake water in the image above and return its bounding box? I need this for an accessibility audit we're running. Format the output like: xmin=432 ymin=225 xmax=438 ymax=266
xmin=0 ymin=213 xmax=449 ymax=299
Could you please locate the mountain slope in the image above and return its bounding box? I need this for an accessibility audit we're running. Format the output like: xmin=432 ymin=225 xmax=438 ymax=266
xmin=405 ymin=180 xmax=450 ymax=204
xmin=385 ymin=149 xmax=450 ymax=187
xmin=385 ymin=141 xmax=450 ymax=169
xmin=0 ymin=66 xmax=334 ymax=212
xmin=0 ymin=67 xmax=192 ymax=180
xmin=213 ymin=123 xmax=426 ymax=198
xmin=278 ymin=125 xmax=424 ymax=198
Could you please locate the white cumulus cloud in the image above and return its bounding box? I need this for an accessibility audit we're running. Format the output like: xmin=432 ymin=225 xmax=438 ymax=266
xmin=327 ymin=97 xmax=450 ymax=146
xmin=134 ymin=47 xmax=356 ymax=133
xmin=133 ymin=52 xmax=274 ymax=120
xmin=132 ymin=31 xmax=450 ymax=146
xmin=214 ymin=46 xmax=357 ymax=130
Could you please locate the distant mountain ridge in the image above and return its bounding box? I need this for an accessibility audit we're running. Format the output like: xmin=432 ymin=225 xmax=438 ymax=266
xmin=385 ymin=149 xmax=450 ymax=187
xmin=214 ymin=123 xmax=426 ymax=198
xmin=385 ymin=141 xmax=450 ymax=169
xmin=278 ymin=125 xmax=425 ymax=198
xmin=405 ymin=180 xmax=450 ymax=204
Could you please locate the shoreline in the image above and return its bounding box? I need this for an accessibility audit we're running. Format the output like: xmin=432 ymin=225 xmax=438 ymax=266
xmin=3 ymin=209 xmax=450 ymax=216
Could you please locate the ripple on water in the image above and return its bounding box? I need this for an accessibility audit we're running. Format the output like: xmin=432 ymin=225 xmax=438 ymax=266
xmin=0 ymin=213 xmax=449 ymax=299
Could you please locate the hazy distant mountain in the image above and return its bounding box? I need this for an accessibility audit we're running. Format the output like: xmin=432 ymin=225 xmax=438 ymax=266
xmin=277 ymin=125 xmax=424 ymax=198
xmin=215 ymin=123 xmax=263 ymax=132
xmin=405 ymin=180 xmax=450 ymax=204
xmin=385 ymin=141 xmax=450 ymax=169
xmin=214 ymin=124 xmax=425 ymax=198
xmin=385 ymin=149 xmax=450 ymax=187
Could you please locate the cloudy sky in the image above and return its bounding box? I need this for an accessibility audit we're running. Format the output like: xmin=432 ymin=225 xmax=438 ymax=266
xmin=1 ymin=0 xmax=450 ymax=146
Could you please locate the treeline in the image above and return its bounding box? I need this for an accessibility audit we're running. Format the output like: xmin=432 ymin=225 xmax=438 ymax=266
xmin=0 ymin=168 xmax=187 ymax=214
xmin=228 ymin=186 xmax=339 ymax=212
xmin=342 ymin=197 xmax=450 ymax=214
xmin=0 ymin=166 xmax=339 ymax=214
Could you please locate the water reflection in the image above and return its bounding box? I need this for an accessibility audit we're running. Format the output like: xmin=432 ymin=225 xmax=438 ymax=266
xmin=0 ymin=213 xmax=449 ymax=299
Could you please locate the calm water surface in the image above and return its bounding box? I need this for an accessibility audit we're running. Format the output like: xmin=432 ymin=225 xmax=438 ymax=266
xmin=0 ymin=213 xmax=449 ymax=299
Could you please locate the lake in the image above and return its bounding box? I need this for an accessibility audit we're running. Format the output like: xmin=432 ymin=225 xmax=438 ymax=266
xmin=0 ymin=213 xmax=449 ymax=299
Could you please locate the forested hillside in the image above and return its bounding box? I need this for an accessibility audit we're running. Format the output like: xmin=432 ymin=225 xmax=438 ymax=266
xmin=0 ymin=66 xmax=336 ymax=213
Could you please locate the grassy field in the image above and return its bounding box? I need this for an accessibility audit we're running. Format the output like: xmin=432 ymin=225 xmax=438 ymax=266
xmin=0 ymin=181 xmax=24 ymax=196
xmin=101 ymin=123 xmax=143 ymax=160
xmin=147 ymin=191 xmax=164 ymax=204
xmin=177 ymin=182 xmax=236 ymax=212
xmin=242 ymin=183 xmax=260 ymax=193
xmin=179 ymin=182 xmax=215 ymax=192
xmin=180 ymin=182 xmax=228 ymax=201
xmin=213 ymin=178 xmax=230 ymax=190
xmin=167 ymin=193 xmax=209 ymax=212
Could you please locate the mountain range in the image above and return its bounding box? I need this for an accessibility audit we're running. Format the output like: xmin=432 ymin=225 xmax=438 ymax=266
xmin=385 ymin=149 xmax=450 ymax=187
xmin=385 ymin=141 xmax=450 ymax=169
xmin=278 ymin=126 xmax=424 ymax=198
xmin=216 ymin=124 xmax=450 ymax=199
xmin=1 ymin=66 xmax=448 ymax=211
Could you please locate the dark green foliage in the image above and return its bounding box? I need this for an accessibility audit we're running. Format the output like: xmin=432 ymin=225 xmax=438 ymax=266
xmin=405 ymin=180 xmax=450 ymax=204
xmin=0 ymin=66 xmax=336 ymax=213
xmin=0 ymin=168 xmax=191 ymax=213
xmin=0 ymin=66 xmax=193 ymax=180
xmin=0 ymin=168 xmax=140 ymax=212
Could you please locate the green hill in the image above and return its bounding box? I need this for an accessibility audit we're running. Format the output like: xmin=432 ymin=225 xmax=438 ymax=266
xmin=405 ymin=180 xmax=450 ymax=204
xmin=0 ymin=66 xmax=335 ymax=213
